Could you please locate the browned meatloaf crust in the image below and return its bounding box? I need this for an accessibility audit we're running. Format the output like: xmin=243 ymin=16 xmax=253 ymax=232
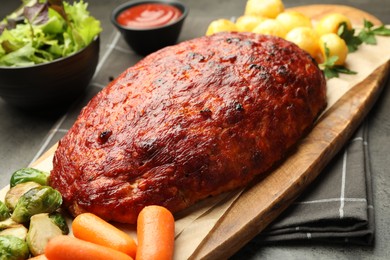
xmin=49 ymin=32 xmax=327 ymax=224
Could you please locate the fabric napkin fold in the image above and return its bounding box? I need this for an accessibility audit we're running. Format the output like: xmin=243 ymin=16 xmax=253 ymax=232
xmin=255 ymin=122 xmax=375 ymax=245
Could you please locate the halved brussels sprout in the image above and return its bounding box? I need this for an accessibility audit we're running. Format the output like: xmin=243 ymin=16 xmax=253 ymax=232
xmin=0 ymin=218 xmax=19 ymax=230
xmin=0 ymin=201 xmax=10 ymax=221
xmin=0 ymin=224 xmax=28 ymax=240
xmin=11 ymin=186 xmax=62 ymax=223
xmin=49 ymin=212 xmax=69 ymax=235
xmin=10 ymin=168 xmax=49 ymax=188
xmin=5 ymin=182 xmax=41 ymax=211
xmin=26 ymin=212 xmax=68 ymax=256
xmin=0 ymin=235 xmax=30 ymax=260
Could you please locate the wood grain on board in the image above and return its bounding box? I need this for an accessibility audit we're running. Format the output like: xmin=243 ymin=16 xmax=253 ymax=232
xmin=191 ymin=5 xmax=388 ymax=259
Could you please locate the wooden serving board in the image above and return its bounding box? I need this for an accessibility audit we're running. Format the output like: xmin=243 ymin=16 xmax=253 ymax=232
xmin=3 ymin=4 xmax=386 ymax=260
xmin=191 ymin=5 xmax=389 ymax=259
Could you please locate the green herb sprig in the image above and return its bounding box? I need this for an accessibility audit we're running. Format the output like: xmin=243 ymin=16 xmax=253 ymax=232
xmin=337 ymin=22 xmax=361 ymax=52
xmin=321 ymin=19 xmax=390 ymax=79
xmin=338 ymin=19 xmax=390 ymax=52
xmin=320 ymin=43 xmax=357 ymax=79
xmin=358 ymin=20 xmax=390 ymax=44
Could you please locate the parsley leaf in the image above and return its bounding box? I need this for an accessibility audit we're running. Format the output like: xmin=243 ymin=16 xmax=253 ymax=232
xmin=372 ymin=25 xmax=390 ymax=36
xmin=358 ymin=19 xmax=390 ymax=45
xmin=338 ymin=19 xmax=390 ymax=50
xmin=322 ymin=66 xmax=339 ymax=79
xmin=338 ymin=22 xmax=362 ymax=52
xmin=319 ymin=43 xmax=357 ymax=79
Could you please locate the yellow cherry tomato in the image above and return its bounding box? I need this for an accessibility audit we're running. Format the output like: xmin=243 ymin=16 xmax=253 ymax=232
xmin=285 ymin=27 xmax=320 ymax=59
xmin=319 ymin=33 xmax=348 ymax=66
xmin=252 ymin=19 xmax=287 ymax=38
xmin=206 ymin=19 xmax=237 ymax=36
xmin=235 ymin=15 xmax=267 ymax=32
xmin=244 ymin=0 xmax=285 ymax=19
xmin=276 ymin=11 xmax=313 ymax=33
xmin=315 ymin=13 xmax=353 ymax=36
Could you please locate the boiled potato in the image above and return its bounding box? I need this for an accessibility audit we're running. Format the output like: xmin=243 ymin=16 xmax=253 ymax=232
xmin=206 ymin=19 xmax=237 ymax=36
xmin=319 ymin=33 xmax=348 ymax=65
xmin=315 ymin=13 xmax=352 ymax=36
xmin=236 ymin=15 xmax=267 ymax=32
xmin=285 ymin=27 xmax=319 ymax=59
xmin=252 ymin=19 xmax=287 ymax=38
xmin=244 ymin=0 xmax=284 ymax=19
xmin=276 ymin=11 xmax=313 ymax=33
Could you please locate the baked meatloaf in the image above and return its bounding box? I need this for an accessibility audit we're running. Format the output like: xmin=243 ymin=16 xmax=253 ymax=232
xmin=50 ymin=32 xmax=327 ymax=224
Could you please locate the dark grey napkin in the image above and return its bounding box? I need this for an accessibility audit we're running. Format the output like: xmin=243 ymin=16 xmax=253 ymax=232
xmin=256 ymin=122 xmax=375 ymax=245
xmin=38 ymin=32 xmax=375 ymax=246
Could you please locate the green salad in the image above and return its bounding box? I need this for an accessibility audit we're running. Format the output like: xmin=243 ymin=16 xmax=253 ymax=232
xmin=0 ymin=0 xmax=102 ymax=67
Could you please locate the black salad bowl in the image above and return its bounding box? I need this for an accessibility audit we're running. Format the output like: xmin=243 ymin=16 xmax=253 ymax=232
xmin=0 ymin=37 xmax=100 ymax=110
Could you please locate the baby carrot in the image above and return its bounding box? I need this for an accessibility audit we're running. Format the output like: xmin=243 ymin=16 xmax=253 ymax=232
xmin=72 ymin=213 xmax=137 ymax=258
xmin=45 ymin=235 xmax=133 ymax=260
xmin=136 ymin=205 xmax=175 ymax=260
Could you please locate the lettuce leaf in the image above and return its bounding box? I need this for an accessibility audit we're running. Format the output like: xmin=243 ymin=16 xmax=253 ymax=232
xmin=0 ymin=43 xmax=36 ymax=66
xmin=0 ymin=0 xmax=101 ymax=67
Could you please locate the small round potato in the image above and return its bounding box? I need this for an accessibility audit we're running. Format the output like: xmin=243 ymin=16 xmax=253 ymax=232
xmin=276 ymin=11 xmax=313 ymax=33
xmin=319 ymin=33 xmax=348 ymax=66
xmin=285 ymin=27 xmax=319 ymax=59
xmin=206 ymin=19 xmax=237 ymax=36
xmin=235 ymin=15 xmax=267 ymax=32
xmin=315 ymin=13 xmax=353 ymax=36
xmin=252 ymin=19 xmax=287 ymax=38
xmin=244 ymin=0 xmax=284 ymax=19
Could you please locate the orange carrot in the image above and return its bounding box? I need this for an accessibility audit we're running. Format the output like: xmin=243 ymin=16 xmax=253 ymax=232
xmin=28 ymin=255 xmax=48 ymax=260
xmin=72 ymin=213 xmax=137 ymax=258
xmin=45 ymin=235 xmax=133 ymax=260
xmin=136 ymin=205 xmax=175 ymax=260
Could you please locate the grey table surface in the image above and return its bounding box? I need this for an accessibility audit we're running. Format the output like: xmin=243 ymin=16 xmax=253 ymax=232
xmin=1 ymin=0 xmax=389 ymax=259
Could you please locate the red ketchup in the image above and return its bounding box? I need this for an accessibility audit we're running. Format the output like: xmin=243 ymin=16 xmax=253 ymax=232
xmin=117 ymin=3 xmax=182 ymax=29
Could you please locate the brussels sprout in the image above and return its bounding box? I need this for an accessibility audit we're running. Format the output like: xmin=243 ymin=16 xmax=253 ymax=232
xmin=10 ymin=168 xmax=49 ymax=188
xmin=0 ymin=201 xmax=10 ymax=221
xmin=0 ymin=235 xmax=30 ymax=260
xmin=26 ymin=213 xmax=67 ymax=256
xmin=5 ymin=182 xmax=41 ymax=211
xmin=0 ymin=224 xmax=28 ymax=240
xmin=11 ymin=186 xmax=62 ymax=223
xmin=0 ymin=218 xmax=19 ymax=230
xmin=49 ymin=212 xmax=69 ymax=235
